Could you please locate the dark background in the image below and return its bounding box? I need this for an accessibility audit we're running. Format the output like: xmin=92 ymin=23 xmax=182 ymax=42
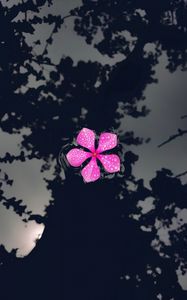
xmin=0 ymin=0 xmax=187 ymax=299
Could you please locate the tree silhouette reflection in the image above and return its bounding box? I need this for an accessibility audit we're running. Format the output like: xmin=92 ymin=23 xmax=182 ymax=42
xmin=0 ymin=1 xmax=187 ymax=299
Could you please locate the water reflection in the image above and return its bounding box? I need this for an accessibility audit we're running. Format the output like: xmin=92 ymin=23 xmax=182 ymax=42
xmin=0 ymin=0 xmax=187 ymax=299
xmin=0 ymin=212 xmax=44 ymax=257
xmin=0 ymin=128 xmax=55 ymax=256
xmin=119 ymin=53 xmax=187 ymax=186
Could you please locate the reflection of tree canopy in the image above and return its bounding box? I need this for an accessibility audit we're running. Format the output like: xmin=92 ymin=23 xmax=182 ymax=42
xmin=0 ymin=0 xmax=187 ymax=299
xmin=73 ymin=0 xmax=187 ymax=70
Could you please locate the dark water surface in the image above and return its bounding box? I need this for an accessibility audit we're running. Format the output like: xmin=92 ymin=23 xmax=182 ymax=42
xmin=0 ymin=1 xmax=187 ymax=299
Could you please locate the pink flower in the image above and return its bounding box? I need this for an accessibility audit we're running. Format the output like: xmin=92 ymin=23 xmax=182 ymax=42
xmin=66 ymin=128 xmax=120 ymax=183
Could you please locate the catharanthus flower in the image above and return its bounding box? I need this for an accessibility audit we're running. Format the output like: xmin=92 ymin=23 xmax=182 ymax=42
xmin=66 ymin=128 xmax=120 ymax=183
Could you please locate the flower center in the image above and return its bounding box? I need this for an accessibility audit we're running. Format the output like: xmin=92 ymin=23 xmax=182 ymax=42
xmin=92 ymin=151 xmax=97 ymax=157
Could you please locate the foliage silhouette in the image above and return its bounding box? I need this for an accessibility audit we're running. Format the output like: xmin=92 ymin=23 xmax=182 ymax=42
xmin=158 ymin=128 xmax=187 ymax=147
xmin=0 ymin=0 xmax=187 ymax=299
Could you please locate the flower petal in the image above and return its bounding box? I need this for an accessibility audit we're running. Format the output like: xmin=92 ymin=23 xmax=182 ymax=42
xmin=66 ymin=148 xmax=92 ymax=167
xmin=97 ymin=154 xmax=120 ymax=173
xmin=97 ymin=132 xmax=117 ymax=153
xmin=76 ymin=128 xmax=95 ymax=151
xmin=81 ymin=158 xmax=100 ymax=182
